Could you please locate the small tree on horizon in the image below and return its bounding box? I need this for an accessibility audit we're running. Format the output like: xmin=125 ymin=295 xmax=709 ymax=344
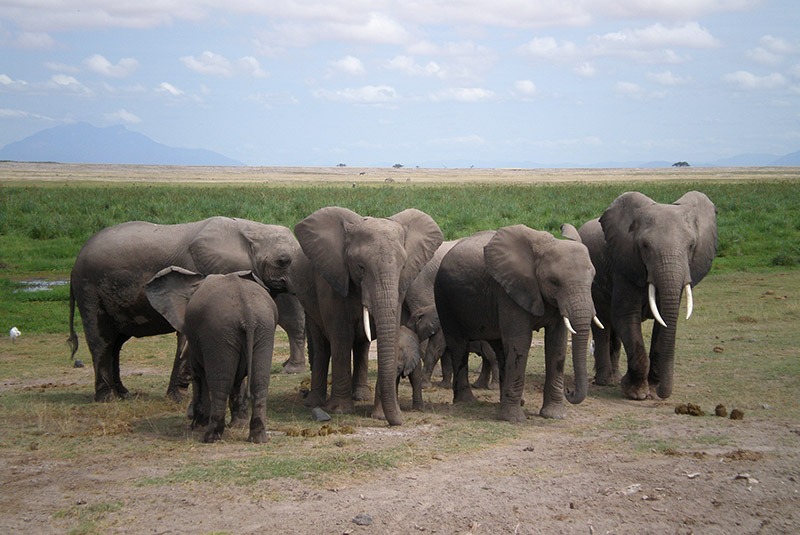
xmin=672 ymin=161 xmax=690 ymax=167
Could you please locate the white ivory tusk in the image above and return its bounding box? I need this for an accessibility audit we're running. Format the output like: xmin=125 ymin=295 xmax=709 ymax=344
xmin=649 ymin=283 xmax=668 ymax=328
xmin=363 ymin=306 xmax=372 ymax=341
xmin=685 ymin=284 xmax=694 ymax=320
xmin=563 ymin=316 xmax=577 ymax=335
xmin=593 ymin=316 xmax=605 ymax=330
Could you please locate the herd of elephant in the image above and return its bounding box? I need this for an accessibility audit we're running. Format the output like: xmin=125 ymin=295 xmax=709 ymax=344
xmin=67 ymin=191 xmax=717 ymax=442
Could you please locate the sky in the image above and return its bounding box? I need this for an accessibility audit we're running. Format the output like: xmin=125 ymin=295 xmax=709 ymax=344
xmin=1 ymin=1 xmax=799 ymax=167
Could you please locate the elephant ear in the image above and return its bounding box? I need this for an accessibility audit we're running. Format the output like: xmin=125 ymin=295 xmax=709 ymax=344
xmin=295 ymin=206 xmax=362 ymax=297
xmin=144 ymin=266 xmax=205 ymax=333
xmin=560 ymin=223 xmax=582 ymax=243
xmin=389 ymin=209 xmax=444 ymax=295
xmin=188 ymin=217 xmax=252 ymax=274
xmin=484 ymin=225 xmax=551 ymax=316
xmin=674 ymin=191 xmax=718 ymax=285
xmin=599 ymin=191 xmax=655 ymax=286
xmin=232 ymin=270 xmax=268 ymax=290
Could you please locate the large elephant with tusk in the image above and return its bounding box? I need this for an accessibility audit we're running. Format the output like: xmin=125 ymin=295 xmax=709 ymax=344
xmin=563 ymin=191 xmax=717 ymax=400
xmin=434 ymin=225 xmax=601 ymax=422
xmin=291 ymin=207 xmax=443 ymax=426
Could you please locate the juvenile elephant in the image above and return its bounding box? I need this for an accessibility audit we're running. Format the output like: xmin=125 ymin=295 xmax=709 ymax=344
xmin=372 ymin=325 xmax=425 ymax=418
xmin=145 ymin=268 xmax=278 ymax=443
xmin=68 ymin=217 xmax=302 ymax=402
xmin=564 ymin=191 xmax=717 ymax=400
xmin=292 ymin=207 xmax=443 ymax=426
xmin=434 ymin=225 xmax=600 ymax=422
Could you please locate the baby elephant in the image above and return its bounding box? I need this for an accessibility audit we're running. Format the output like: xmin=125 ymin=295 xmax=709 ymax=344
xmin=145 ymin=267 xmax=278 ymax=443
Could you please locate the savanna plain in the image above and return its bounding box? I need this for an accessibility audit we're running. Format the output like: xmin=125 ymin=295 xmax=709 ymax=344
xmin=1 ymin=163 xmax=799 ymax=534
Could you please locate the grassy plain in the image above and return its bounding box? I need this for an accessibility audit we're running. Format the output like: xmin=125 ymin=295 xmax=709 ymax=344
xmin=1 ymin=163 xmax=799 ymax=533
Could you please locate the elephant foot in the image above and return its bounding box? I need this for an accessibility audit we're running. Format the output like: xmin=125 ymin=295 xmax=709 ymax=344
xmin=165 ymin=386 xmax=189 ymax=403
xmin=453 ymin=388 xmax=477 ymax=404
xmin=437 ymin=380 xmax=453 ymax=389
xmin=248 ymin=429 xmax=269 ymax=443
xmin=621 ymin=374 xmax=651 ymax=400
xmin=303 ymin=391 xmax=326 ymax=408
xmin=421 ymin=377 xmax=433 ymax=389
xmin=203 ymin=430 xmax=223 ymax=443
xmin=593 ymin=371 xmax=621 ymax=386
xmin=95 ymin=384 xmax=128 ymax=402
xmin=281 ymin=359 xmax=306 ymax=374
xmin=371 ymin=404 xmax=386 ymax=420
xmin=352 ymin=385 xmax=372 ymax=401
xmin=498 ymin=403 xmax=527 ymax=423
xmin=539 ymin=402 xmax=567 ymax=420
xmin=325 ymin=397 xmax=355 ymax=414
xmin=472 ymin=378 xmax=490 ymax=390
xmin=229 ymin=417 xmax=249 ymax=429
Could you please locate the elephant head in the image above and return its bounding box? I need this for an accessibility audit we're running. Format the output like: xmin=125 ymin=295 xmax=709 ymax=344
xmin=295 ymin=206 xmax=443 ymax=425
xmin=484 ymin=225 xmax=599 ymax=405
xmin=599 ymin=191 xmax=717 ymax=398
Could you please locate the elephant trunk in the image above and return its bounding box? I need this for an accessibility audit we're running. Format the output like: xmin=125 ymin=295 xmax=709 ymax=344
xmin=650 ymin=266 xmax=688 ymax=399
xmin=562 ymin=295 xmax=593 ymax=405
xmin=373 ymin=286 xmax=403 ymax=426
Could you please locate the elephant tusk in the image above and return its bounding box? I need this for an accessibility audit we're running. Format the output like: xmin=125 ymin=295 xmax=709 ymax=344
xmin=649 ymin=283 xmax=668 ymax=328
xmin=685 ymin=284 xmax=694 ymax=320
xmin=363 ymin=306 xmax=372 ymax=341
xmin=592 ymin=316 xmax=605 ymax=330
xmin=563 ymin=316 xmax=577 ymax=335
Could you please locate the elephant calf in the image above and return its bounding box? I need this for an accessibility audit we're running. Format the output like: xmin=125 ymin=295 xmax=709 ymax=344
xmin=145 ymin=267 xmax=278 ymax=443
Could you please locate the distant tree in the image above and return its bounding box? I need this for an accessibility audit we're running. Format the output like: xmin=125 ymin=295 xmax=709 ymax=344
xmin=672 ymin=161 xmax=690 ymax=167
xmin=393 ymin=163 xmax=404 ymax=169
xmin=337 ymin=163 xmax=347 ymax=167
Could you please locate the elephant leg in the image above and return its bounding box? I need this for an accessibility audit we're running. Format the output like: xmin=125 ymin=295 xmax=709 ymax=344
xmin=615 ymin=313 xmax=650 ymax=400
xmin=352 ymin=338 xmax=371 ymax=401
xmin=166 ymin=333 xmax=191 ymax=402
xmin=471 ymin=353 xmax=492 ymax=389
xmin=449 ymin=340 xmax=477 ymax=404
xmin=86 ymin=316 xmax=130 ymax=402
xmin=420 ymin=333 xmax=440 ymax=389
xmin=278 ymin=296 xmax=307 ymax=374
xmin=497 ymin=336 xmax=529 ymax=423
xmin=326 ymin=336 xmax=356 ymax=414
xmin=471 ymin=342 xmax=498 ymax=390
xmin=409 ymin=365 xmax=425 ymax=411
xmin=228 ymin=377 xmax=250 ymax=428
xmin=248 ymin=340 xmax=273 ymax=444
xmin=305 ymin=322 xmax=329 ymax=408
xmin=540 ymin=325 xmax=568 ymax=420
xmin=592 ymin=321 xmax=618 ymax=386
xmin=204 ymin=388 xmax=229 ymax=443
xmin=439 ymin=348 xmax=454 ymax=389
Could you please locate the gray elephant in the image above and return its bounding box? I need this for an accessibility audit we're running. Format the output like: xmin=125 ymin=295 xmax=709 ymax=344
xmin=434 ymin=225 xmax=600 ymax=422
xmin=564 ymin=191 xmax=717 ymax=400
xmin=145 ymin=268 xmax=277 ymax=443
xmin=372 ymin=325 xmax=425 ymax=418
xmin=68 ymin=216 xmax=302 ymax=402
xmin=292 ymin=207 xmax=443 ymax=426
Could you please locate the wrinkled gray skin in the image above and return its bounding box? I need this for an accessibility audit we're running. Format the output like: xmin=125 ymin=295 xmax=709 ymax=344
xmin=402 ymin=240 xmax=499 ymax=390
xmin=564 ymin=191 xmax=717 ymax=400
xmin=435 ymin=225 xmax=597 ymax=422
xmin=145 ymin=268 xmax=277 ymax=443
xmin=372 ymin=325 xmax=425 ymax=418
xmin=68 ymin=217 xmax=301 ymax=402
xmin=292 ymin=207 xmax=443 ymax=426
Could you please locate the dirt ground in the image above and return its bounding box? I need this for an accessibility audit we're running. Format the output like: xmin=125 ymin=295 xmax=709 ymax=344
xmin=2 ymin=370 xmax=798 ymax=534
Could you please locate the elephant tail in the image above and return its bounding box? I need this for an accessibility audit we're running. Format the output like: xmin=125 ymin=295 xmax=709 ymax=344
xmin=244 ymin=319 xmax=255 ymax=401
xmin=67 ymin=284 xmax=79 ymax=360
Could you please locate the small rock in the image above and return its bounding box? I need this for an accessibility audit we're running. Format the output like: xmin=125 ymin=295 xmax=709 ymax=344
xmin=311 ymin=407 xmax=331 ymax=422
xmin=730 ymin=408 xmax=744 ymax=420
xmin=73 ymin=359 xmax=85 ymax=368
xmin=713 ymin=346 xmax=724 ymax=353
xmin=715 ymin=404 xmax=728 ymax=417
xmin=352 ymin=513 xmax=373 ymax=526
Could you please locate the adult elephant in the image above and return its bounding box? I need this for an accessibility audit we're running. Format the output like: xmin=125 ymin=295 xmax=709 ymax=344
xmin=565 ymin=191 xmax=717 ymax=400
xmin=68 ymin=217 xmax=301 ymax=402
xmin=292 ymin=207 xmax=443 ymax=426
xmin=435 ymin=225 xmax=600 ymax=422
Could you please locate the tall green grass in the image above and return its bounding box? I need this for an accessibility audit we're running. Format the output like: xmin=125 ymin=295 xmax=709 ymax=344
xmin=1 ymin=180 xmax=799 ymax=333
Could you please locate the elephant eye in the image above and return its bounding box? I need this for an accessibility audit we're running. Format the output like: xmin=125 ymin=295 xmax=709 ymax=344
xmin=549 ymin=277 xmax=560 ymax=288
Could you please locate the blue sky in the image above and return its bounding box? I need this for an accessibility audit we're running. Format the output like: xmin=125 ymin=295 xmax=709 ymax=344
xmin=1 ymin=1 xmax=798 ymax=167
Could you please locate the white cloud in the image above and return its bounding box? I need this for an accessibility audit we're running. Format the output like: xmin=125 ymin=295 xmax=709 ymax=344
xmin=270 ymin=12 xmax=410 ymax=47
xmin=248 ymin=92 xmax=300 ymax=108
xmin=573 ymin=62 xmax=597 ymax=77
xmin=16 ymin=32 xmax=54 ymax=49
xmin=429 ymin=87 xmax=497 ymax=103
xmin=84 ymin=54 xmax=139 ymax=78
xmin=514 ymin=80 xmax=537 ymax=98
xmin=0 ymin=108 xmax=54 ymax=121
xmin=48 ymin=74 xmax=92 ymax=94
xmin=519 ymin=37 xmax=579 ymax=61
xmin=647 ymin=70 xmax=690 ymax=86
xmin=181 ymin=51 xmax=266 ymax=78
xmin=44 ymin=62 xmax=81 ymax=74
xmin=0 ymin=73 xmax=29 ymax=89
xmin=156 ymin=82 xmax=184 ymax=96
xmin=105 ymin=108 xmax=141 ymax=124
xmin=747 ymin=35 xmax=796 ymax=66
xmin=329 ymin=56 xmax=366 ymax=76
xmin=723 ymin=71 xmax=787 ymax=90
xmin=314 ymin=85 xmax=399 ymax=104
xmin=386 ymin=55 xmax=442 ymax=77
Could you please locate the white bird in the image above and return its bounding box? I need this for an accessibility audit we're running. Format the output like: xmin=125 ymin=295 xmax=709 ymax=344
xmin=9 ymin=327 xmax=21 ymax=342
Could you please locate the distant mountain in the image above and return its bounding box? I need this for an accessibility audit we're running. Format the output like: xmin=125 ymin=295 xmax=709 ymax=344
xmin=771 ymin=149 xmax=800 ymax=166
xmin=0 ymin=123 xmax=243 ymax=166
xmin=702 ymin=153 xmax=780 ymax=167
